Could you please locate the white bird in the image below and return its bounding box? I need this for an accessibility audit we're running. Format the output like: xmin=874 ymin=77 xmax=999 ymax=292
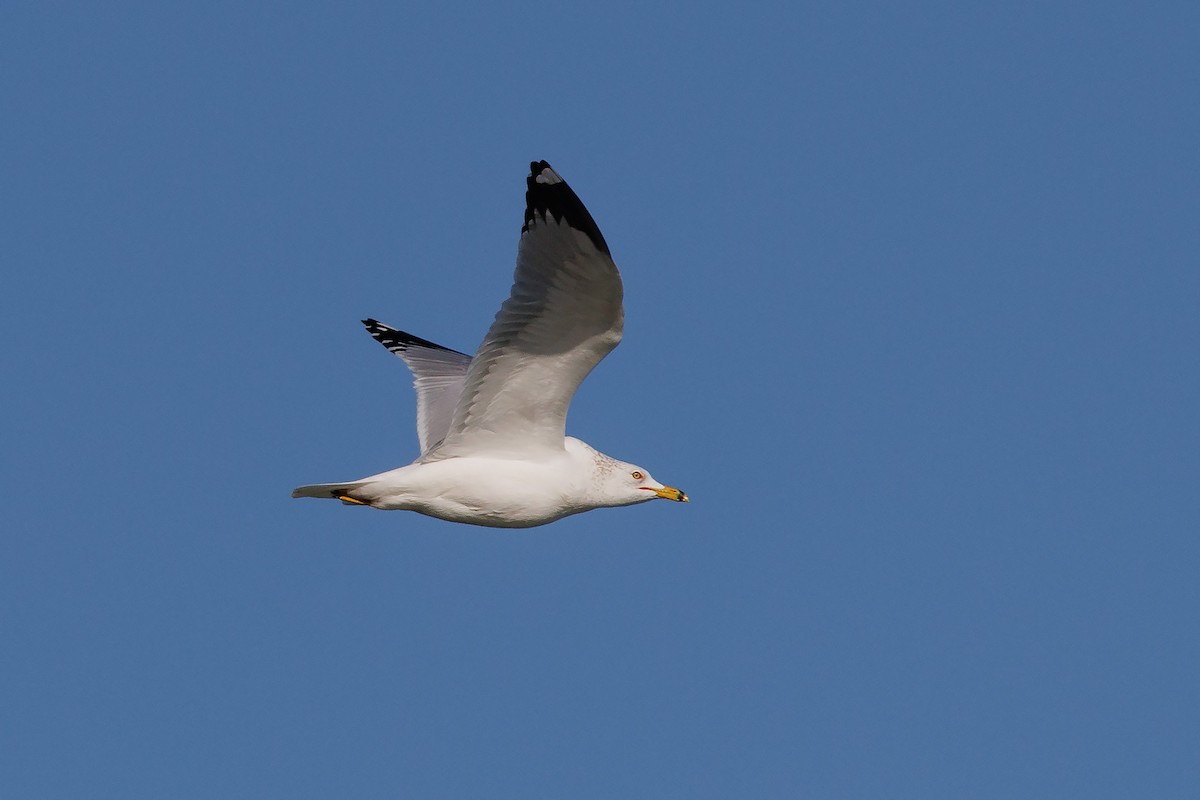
xmin=292 ymin=160 xmax=688 ymax=528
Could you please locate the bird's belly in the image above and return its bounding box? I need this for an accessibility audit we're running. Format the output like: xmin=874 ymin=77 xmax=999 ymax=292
xmin=370 ymin=457 xmax=580 ymax=528
xmin=413 ymin=495 xmax=567 ymax=528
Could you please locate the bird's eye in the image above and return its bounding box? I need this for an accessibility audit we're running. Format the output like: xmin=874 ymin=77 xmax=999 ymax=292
xmin=631 ymin=471 xmax=644 ymax=480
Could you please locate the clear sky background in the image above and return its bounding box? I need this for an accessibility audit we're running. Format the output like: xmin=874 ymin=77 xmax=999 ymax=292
xmin=3 ymin=2 xmax=1198 ymax=797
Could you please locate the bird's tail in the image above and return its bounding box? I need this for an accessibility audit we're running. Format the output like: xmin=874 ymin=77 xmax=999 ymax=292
xmin=291 ymin=480 xmax=373 ymax=504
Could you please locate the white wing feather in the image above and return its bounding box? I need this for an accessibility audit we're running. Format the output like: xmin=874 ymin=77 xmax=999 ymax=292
xmin=427 ymin=162 xmax=623 ymax=459
xmin=362 ymin=319 xmax=471 ymax=455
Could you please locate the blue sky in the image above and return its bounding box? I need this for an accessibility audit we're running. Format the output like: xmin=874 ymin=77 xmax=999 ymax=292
xmin=3 ymin=2 xmax=1198 ymax=797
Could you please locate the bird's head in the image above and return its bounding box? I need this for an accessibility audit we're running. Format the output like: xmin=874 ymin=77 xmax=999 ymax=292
xmin=599 ymin=458 xmax=689 ymax=507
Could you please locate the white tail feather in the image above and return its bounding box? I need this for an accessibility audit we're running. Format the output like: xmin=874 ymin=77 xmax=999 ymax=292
xmin=291 ymin=481 xmax=370 ymax=500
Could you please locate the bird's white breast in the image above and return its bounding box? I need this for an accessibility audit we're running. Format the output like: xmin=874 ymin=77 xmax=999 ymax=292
xmin=362 ymin=448 xmax=593 ymax=528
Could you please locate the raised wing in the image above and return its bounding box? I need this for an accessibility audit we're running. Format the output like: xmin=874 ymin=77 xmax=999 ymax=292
xmin=362 ymin=319 xmax=472 ymax=455
xmin=426 ymin=161 xmax=624 ymax=460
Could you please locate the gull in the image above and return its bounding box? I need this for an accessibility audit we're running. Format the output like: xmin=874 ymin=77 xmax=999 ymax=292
xmin=292 ymin=160 xmax=688 ymax=528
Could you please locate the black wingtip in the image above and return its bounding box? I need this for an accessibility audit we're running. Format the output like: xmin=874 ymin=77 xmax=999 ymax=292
xmin=360 ymin=319 xmax=468 ymax=356
xmin=522 ymin=160 xmax=610 ymax=256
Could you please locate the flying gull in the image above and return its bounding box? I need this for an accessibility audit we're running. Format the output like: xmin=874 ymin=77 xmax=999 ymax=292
xmin=292 ymin=160 xmax=688 ymax=527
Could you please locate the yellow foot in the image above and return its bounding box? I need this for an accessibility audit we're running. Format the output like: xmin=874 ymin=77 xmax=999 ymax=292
xmin=336 ymin=494 xmax=369 ymax=506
